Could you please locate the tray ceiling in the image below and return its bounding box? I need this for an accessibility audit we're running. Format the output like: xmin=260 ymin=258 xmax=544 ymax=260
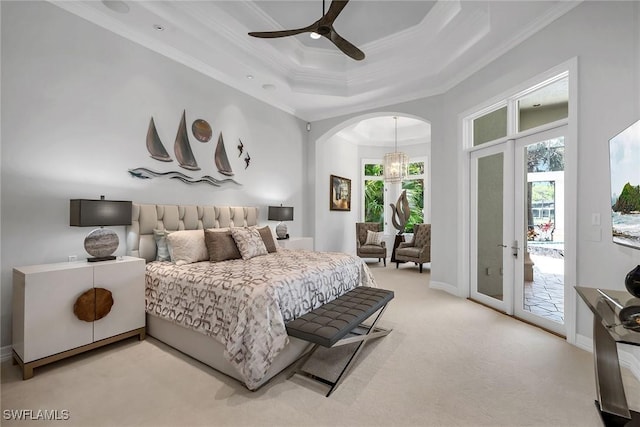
xmin=52 ymin=0 xmax=581 ymax=121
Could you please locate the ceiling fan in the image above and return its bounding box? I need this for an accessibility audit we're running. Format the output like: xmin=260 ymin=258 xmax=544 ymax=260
xmin=248 ymin=0 xmax=365 ymax=61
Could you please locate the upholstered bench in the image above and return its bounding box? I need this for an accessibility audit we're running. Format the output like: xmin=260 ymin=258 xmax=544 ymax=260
xmin=286 ymin=286 xmax=394 ymax=396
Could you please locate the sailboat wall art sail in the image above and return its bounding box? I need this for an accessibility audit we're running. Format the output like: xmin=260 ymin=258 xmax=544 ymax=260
xmin=215 ymin=133 xmax=234 ymax=176
xmin=146 ymin=117 xmax=172 ymax=162
xmin=174 ymin=110 xmax=200 ymax=171
xmin=128 ymin=110 xmax=241 ymax=187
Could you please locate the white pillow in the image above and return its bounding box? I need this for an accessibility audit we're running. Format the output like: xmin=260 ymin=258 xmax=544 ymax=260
xmin=230 ymin=227 xmax=268 ymax=260
xmin=166 ymin=229 xmax=208 ymax=266
xmin=364 ymin=230 xmax=384 ymax=246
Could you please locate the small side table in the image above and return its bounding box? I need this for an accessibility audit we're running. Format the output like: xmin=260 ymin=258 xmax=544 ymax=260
xmin=575 ymin=286 xmax=640 ymax=426
xmin=277 ymin=237 xmax=314 ymax=251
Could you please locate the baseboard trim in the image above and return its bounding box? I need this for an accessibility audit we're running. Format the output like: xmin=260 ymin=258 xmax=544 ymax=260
xmin=429 ymin=280 xmax=460 ymax=297
xmin=575 ymin=334 xmax=640 ymax=382
xmin=1 ymin=345 xmax=13 ymax=362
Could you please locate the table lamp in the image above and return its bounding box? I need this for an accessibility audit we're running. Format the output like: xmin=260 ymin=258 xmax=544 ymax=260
xmin=70 ymin=196 xmax=132 ymax=262
xmin=268 ymin=205 xmax=294 ymax=240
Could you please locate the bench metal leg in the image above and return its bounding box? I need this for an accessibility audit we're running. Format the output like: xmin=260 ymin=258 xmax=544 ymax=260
xmin=290 ymin=304 xmax=392 ymax=397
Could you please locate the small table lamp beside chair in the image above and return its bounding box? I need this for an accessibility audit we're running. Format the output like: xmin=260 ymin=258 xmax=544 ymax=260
xmin=396 ymin=223 xmax=431 ymax=273
xmin=356 ymin=222 xmax=387 ymax=266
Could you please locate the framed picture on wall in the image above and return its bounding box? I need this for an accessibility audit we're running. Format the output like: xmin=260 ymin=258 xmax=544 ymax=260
xmin=330 ymin=174 xmax=351 ymax=211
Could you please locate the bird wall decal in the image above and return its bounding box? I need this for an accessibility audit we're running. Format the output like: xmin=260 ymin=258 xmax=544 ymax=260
xmin=238 ymin=139 xmax=244 ymax=157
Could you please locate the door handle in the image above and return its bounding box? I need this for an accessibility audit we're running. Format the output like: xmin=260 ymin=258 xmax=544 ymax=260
xmin=497 ymin=244 xmax=507 ymax=248
xmin=511 ymin=240 xmax=519 ymax=258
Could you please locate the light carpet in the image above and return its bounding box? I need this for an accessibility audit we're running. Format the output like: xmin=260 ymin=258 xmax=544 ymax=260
xmin=2 ymin=262 xmax=639 ymax=426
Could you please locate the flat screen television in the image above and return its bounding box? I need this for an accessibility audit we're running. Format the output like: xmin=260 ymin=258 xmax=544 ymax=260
xmin=610 ymin=118 xmax=640 ymax=249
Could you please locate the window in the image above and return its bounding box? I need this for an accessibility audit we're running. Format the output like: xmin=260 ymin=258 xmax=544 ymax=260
xmin=402 ymin=162 xmax=425 ymax=232
xmin=518 ymin=77 xmax=568 ymax=132
xmin=466 ymin=72 xmax=569 ymax=149
xmin=362 ymin=159 xmax=426 ymax=233
xmin=363 ymin=162 xmax=385 ymax=225
xmin=472 ymin=106 xmax=507 ymax=146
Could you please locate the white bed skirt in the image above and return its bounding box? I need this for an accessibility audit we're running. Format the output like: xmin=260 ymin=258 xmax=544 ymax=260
xmin=146 ymin=314 xmax=310 ymax=390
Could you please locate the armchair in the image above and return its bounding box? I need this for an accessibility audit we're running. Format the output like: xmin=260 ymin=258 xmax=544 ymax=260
xmin=356 ymin=222 xmax=387 ymax=266
xmin=395 ymin=223 xmax=431 ymax=273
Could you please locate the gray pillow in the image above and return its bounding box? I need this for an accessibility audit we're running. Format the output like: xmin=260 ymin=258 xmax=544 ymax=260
xmin=257 ymin=226 xmax=277 ymax=253
xmin=204 ymin=229 xmax=241 ymax=262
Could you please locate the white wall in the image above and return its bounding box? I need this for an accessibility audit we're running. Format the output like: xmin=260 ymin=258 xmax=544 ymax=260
xmin=314 ymin=134 xmax=358 ymax=253
xmin=0 ymin=2 xmax=306 ymax=347
xmin=2 ymin=0 xmax=639 ymax=366
xmin=309 ymin=1 xmax=640 ymax=355
xmin=441 ymin=0 xmax=640 ymax=341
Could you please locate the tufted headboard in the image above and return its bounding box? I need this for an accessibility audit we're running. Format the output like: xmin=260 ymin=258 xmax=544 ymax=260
xmin=126 ymin=203 xmax=259 ymax=262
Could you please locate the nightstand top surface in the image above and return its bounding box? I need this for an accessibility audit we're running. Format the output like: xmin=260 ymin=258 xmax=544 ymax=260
xmin=14 ymin=256 xmax=144 ymax=274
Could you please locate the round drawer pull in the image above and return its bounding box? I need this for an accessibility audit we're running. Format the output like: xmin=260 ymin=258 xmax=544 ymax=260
xmin=73 ymin=288 xmax=113 ymax=322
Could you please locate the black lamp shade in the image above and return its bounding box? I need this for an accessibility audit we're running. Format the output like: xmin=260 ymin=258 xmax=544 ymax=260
xmin=268 ymin=206 xmax=294 ymax=222
xmin=70 ymin=199 xmax=132 ymax=227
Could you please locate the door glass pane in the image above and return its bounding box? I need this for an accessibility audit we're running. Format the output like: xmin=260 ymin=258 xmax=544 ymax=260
xmin=473 ymin=106 xmax=507 ymax=146
xmin=364 ymin=179 xmax=384 ymax=225
xmin=518 ymin=77 xmax=568 ymax=132
xmin=477 ymin=153 xmax=504 ymax=300
xmin=523 ymin=137 xmax=565 ymax=324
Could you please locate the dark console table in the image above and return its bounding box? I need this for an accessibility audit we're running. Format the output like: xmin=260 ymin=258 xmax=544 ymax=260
xmin=575 ymin=287 xmax=640 ymax=426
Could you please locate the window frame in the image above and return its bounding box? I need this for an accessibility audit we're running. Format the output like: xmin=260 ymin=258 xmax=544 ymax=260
xmin=361 ymin=157 xmax=427 ymax=234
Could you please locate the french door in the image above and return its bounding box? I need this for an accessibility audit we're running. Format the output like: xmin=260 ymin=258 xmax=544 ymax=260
xmin=470 ymin=126 xmax=566 ymax=336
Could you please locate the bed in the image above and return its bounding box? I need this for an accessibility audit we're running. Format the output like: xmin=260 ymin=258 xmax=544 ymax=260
xmin=126 ymin=203 xmax=376 ymax=390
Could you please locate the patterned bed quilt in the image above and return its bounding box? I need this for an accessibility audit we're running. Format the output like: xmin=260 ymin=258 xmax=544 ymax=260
xmin=145 ymin=248 xmax=376 ymax=389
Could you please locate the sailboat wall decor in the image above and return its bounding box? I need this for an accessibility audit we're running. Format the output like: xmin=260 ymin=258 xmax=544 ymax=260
xmin=129 ymin=109 xmax=244 ymax=187
xmin=174 ymin=110 xmax=200 ymax=171
xmin=215 ymin=133 xmax=234 ymax=176
xmin=146 ymin=117 xmax=172 ymax=162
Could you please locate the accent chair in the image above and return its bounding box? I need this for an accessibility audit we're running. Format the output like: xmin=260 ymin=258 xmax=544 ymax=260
xmin=356 ymin=222 xmax=387 ymax=266
xmin=395 ymin=223 xmax=431 ymax=273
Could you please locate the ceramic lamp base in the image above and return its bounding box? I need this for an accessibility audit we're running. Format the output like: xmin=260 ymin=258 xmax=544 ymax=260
xmin=84 ymin=228 xmax=119 ymax=261
xmin=276 ymin=222 xmax=288 ymax=239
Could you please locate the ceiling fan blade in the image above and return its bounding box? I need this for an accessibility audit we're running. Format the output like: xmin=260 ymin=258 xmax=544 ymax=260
xmin=249 ymin=26 xmax=313 ymax=38
xmin=328 ymin=29 xmax=365 ymax=61
xmin=323 ymin=0 xmax=349 ymax=24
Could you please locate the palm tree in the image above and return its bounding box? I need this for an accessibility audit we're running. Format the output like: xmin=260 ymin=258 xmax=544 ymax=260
xmin=364 ymin=180 xmax=384 ymax=224
xmin=402 ymin=178 xmax=424 ymax=232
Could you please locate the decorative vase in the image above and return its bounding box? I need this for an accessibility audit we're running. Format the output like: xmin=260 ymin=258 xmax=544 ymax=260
xmin=624 ymin=265 xmax=640 ymax=297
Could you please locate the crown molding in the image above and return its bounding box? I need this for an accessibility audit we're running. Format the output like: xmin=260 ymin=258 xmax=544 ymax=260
xmin=49 ymin=0 xmax=585 ymax=123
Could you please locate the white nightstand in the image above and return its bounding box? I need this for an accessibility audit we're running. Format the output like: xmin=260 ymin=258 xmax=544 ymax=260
xmin=277 ymin=237 xmax=314 ymax=251
xmin=12 ymin=256 xmax=145 ymax=379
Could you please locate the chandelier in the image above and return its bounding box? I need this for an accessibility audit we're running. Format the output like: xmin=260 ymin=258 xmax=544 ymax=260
xmin=383 ymin=116 xmax=409 ymax=183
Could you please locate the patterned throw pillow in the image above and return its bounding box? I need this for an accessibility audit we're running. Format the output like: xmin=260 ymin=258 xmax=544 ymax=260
xmin=230 ymin=227 xmax=268 ymax=260
xmin=364 ymin=230 xmax=384 ymax=246
xmin=153 ymin=229 xmax=173 ymax=261
xmin=204 ymin=229 xmax=242 ymax=262
xmin=165 ymin=229 xmax=209 ymax=266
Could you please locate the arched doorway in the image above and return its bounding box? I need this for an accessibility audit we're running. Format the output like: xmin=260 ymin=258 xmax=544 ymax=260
xmin=312 ymin=112 xmax=431 ymax=258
